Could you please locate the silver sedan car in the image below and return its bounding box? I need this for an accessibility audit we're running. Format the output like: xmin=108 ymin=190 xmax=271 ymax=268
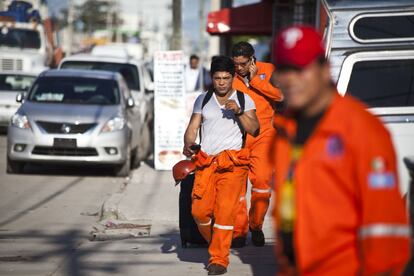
xmin=7 ymin=69 xmax=147 ymax=176
xmin=0 ymin=72 xmax=37 ymax=128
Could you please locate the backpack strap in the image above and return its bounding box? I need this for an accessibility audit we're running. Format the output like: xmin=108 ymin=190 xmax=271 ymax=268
xmin=236 ymin=90 xmax=247 ymax=147
xmin=201 ymin=90 xmax=213 ymax=109
xmin=199 ymin=90 xmax=213 ymax=142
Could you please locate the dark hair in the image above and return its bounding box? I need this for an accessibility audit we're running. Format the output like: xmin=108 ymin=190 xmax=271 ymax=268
xmin=210 ymin=56 xmax=235 ymax=76
xmin=190 ymin=54 xmax=199 ymax=61
xmin=232 ymin=41 xmax=255 ymax=58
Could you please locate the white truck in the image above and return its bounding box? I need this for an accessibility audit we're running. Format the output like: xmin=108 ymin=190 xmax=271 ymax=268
xmin=322 ymin=0 xmax=414 ymax=197
xmin=0 ymin=1 xmax=59 ymax=73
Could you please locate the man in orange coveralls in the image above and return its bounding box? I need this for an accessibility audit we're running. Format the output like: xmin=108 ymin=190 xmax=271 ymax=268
xmin=270 ymin=24 xmax=410 ymax=276
xmin=183 ymin=56 xmax=259 ymax=275
xmin=231 ymin=41 xmax=284 ymax=247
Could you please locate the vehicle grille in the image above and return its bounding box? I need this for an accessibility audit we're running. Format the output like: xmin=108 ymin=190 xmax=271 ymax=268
xmin=36 ymin=121 xmax=97 ymax=134
xmin=32 ymin=146 xmax=98 ymax=156
xmin=0 ymin=58 xmax=23 ymax=71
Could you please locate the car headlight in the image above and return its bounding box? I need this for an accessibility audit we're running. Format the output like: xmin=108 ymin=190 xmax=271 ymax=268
xmin=101 ymin=117 xmax=126 ymax=132
xmin=11 ymin=114 xmax=30 ymax=129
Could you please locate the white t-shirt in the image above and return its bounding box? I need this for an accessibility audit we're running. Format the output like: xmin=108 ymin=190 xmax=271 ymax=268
xmin=193 ymin=90 xmax=256 ymax=155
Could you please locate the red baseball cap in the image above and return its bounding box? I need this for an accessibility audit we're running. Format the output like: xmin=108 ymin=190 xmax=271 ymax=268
xmin=273 ymin=25 xmax=326 ymax=70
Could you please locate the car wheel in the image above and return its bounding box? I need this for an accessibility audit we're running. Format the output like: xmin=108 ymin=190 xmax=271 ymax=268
xmin=113 ymin=147 xmax=131 ymax=177
xmin=7 ymin=157 xmax=25 ymax=174
xmin=131 ymin=146 xmax=141 ymax=169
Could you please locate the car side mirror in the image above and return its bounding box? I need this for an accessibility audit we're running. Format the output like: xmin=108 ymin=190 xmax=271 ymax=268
xmin=127 ymin=97 xmax=135 ymax=108
xmin=16 ymin=93 xmax=25 ymax=103
xmin=145 ymin=82 xmax=154 ymax=94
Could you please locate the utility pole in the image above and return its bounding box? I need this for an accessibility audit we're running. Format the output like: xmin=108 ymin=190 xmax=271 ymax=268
xmin=106 ymin=0 xmax=114 ymax=42
xmin=67 ymin=0 xmax=74 ymax=55
xmin=199 ymin=0 xmax=205 ymax=91
xmin=171 ymin=0 xmax=182 ymax=50
xmin=220 ymin=0 xmax=232 ymax=56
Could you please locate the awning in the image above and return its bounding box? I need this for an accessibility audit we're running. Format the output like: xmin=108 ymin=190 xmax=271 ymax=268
xmin=207 ymin=1 xmax=273 ymax=36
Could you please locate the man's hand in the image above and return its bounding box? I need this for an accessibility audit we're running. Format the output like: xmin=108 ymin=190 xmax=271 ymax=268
xmin=225 ymin=99 xmax=242 ymax=115
xmin=249 ymin=60 xmax=258 ymax=80
xmin=183 ymin=143 xmax=195 ymax=157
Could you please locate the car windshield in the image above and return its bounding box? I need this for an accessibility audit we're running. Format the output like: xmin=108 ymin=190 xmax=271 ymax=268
xmin=0 ymin=27 xmax=41 ymax=49
xmin=0 ymin=74 xmax=36 ymax=92
xmin=347 ymin=59 xmax=414 ymax=108
xmin=60 ymin=61 xmax=140 ymax=91
xmin=28 ymin=77 xmax=120 ymax=105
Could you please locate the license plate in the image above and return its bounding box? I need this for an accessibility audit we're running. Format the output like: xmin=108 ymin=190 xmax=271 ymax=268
xmin=53 ymin=138 xmax=77 ymax=148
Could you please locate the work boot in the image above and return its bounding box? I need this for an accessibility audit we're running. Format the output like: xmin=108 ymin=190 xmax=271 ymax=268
xmin=250 ymin=228 xmax=265 ymax=247
xmin=207 ymin=263 xmax=227 ymax=275
xmin=231 ymin=236 xmax=246 ymax=248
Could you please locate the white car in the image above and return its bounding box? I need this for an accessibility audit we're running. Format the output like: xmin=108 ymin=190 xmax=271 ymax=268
xmin=7 ymin=69 xmax=144 ymax=176
xmin=0 ymin=71 xmax=36 ymax=128
xmin=59 ymin=50 xmax=154 ymax=159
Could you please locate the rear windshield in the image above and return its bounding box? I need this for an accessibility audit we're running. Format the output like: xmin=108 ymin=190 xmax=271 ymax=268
xmin=60 ymin=61 xmax=140 ymax=91
xmin=0 ymin=74 xmax=35 ymax=92
xmin=29 ymin=77 xmax=120 ymax=105
xmin=0 ymin=27 xmax=41 ymax=49
xmin=347 ymin=59 xmax=414 ymax=107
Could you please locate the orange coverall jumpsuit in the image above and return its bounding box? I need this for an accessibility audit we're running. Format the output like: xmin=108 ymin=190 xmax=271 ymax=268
xmin=191 ymin=149 xmax=250 ymax=268
xmin=272 ymin=94 xmax=410 ymax=276
xmin=232 ymin=61 xmax=283 ymax=237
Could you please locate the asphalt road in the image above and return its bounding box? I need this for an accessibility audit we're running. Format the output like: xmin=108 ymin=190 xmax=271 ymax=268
xmin=0 ymin=133 xmax=127 ymax=276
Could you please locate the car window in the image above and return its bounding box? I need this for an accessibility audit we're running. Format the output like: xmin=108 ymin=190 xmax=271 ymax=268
xmin=347 ymin=59 xmax=414 ymax=108
xmin=60 ymin=61 xmax=140 ymax=91
xmin=29 ymin=77 xmax=120 ymax=105
xmin=0 ymin=74 xmax=36 ymax=91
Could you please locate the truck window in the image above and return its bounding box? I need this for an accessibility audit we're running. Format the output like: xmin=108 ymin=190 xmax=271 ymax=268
xmin=60 ymin=61 xmax=140 ymax=91
xmin=352 ymin=13 xmax=414 ymax=41
xmin=0 ymin=28 xmax=41 ymax=49
xmin=0 ymin=74 xmax=35 ymax=91
xmin=347 ymin=59 xmax=414 ymax=108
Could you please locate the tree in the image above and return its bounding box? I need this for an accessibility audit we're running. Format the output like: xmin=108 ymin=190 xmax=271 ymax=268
xmin=76 ymin=0 xmax=122 ymax=35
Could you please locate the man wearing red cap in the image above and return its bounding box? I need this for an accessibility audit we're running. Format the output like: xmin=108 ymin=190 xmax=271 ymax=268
xmin=271 ymin=25 xmax=410 ymax=275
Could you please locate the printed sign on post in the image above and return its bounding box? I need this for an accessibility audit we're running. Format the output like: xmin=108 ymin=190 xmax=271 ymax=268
xmin=154 ymin=51 xmax=186 ymax=170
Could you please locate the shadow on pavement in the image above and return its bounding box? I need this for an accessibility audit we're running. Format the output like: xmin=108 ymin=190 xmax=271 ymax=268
xmin=0 ymin=229 xmax=125 ymax=276
xmin=18 ymin=163 xmax=121 ymax=177
xmin=232 ymin=241 xmax=277 ymax=276
xmin=159 ymin=230 xmax=209 ymax=267
xmin=158 ymin=229 xmax=277 ymax=275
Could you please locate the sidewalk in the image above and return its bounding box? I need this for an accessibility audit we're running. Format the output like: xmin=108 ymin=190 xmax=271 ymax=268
xmin=99 ymin=162 xmax=277 ymax=276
